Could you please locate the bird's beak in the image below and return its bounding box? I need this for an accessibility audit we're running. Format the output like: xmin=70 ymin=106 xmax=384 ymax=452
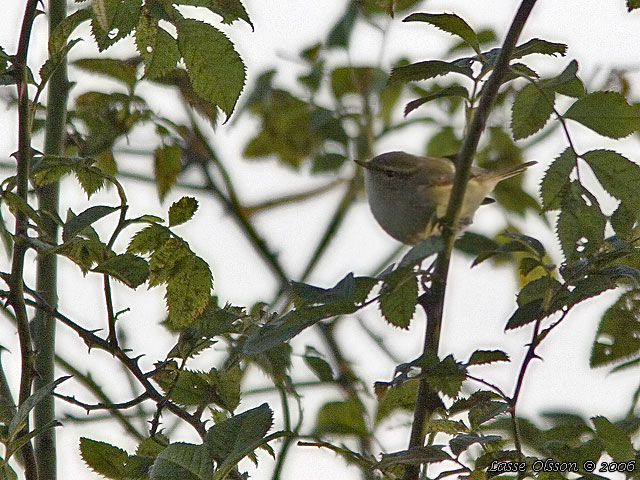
xmin=354 ymin=159 xmax=368 ymax=168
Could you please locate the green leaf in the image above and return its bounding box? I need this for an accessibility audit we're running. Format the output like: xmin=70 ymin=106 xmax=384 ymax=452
xmin=330 ymin=66 xmax=387 ymax=98
xmin=92 ymin=253 xmax=149 ymax=288
xmin=512 ymin=38 xmax=567 ymax=59
xmin=327 ymin=3 xmax=358 ymax=48
xmin=73 ymin=57 xmax=138 ymax=90
xmin=127 ymin=224 xmax=171 ymax=255
xmin=205 ymin=403 xmax=273 ymax=463
xmin=136 ymin=12 xmax=181 ymax=80
xmin=79 ymin=438 xmax=129 ymax=479
xmin=1 ymin=192 xmax=46 ymax=231
xmin=468 ymin=400 xmax=510 ymax=429
xmin=511 ymin=83 xmax=555 ymax=140
xmin=591 ymin=289 xmax=640 ymax=368
xmin=75 ymin=164 xmax=107 ymax=198
xmin=90 ymin=0 xmax=141 ymax=51
xmin=375 ymin=378 xmax=419 ymax=424
xmin=175 ymin=0 xmax=252 ymax=28
xmin=303 ymin=354 xmax=334 ymax=382
xmin=168 ymin=196 xmax=198 ymax=227
xmin=403 ymin=13 xmax=480 ymax=53
xmin=556 ymin=182 xmax=606 ymax=264
xmin=150 ymin=443 xmax=213 ymax=480
xmin=564 ymin=91 xmax=640 ymax=138
xmin=399 ymin=236 xmax=444 ymax=267
xmin=314 ymin=398 xmax=367 ymax=437
xmin=583 ymin=149 xmax=640 ymax=216
xmin=592 ymin=416 xmax=634 ymax=462
xmin=629 ymin=0 xmax=640 ymax=11
xmin=542 ymin=60 xmax=584 ymax=97
xmin=449 ymin=433 xmax=502 ymax=456
xmin=49 ymin=8 xmax=92 ymax=54
xmin=176 ymin=18 xmax=246 ymax=120
xmin=378 ymin=446 xmax=452 ymax=467
xmin=540 ymin=147 xmax=576 ymax=211
xmin=467 ymin=350 xmax=509 ymax=366
xmin=62 ymin=205 xmax=120 ymax=243
xmin=40 ymin=39 xmax=82 ymax=88
xmin=426 ymin=126 xmax=462 ymax=158
xmin=165 ymin=254 xmax=213 ymax=328
xmin=404 ymin=85 xmax=469 ymax=116
xmin=389 ymin=59 xmax=473 ymax=85
xmin=378 ymin=268 xmax=418 ymax=329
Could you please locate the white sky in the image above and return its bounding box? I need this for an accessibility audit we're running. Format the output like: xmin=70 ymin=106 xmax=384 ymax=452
xmin=2 ymin=1 xmax=640 ymax=479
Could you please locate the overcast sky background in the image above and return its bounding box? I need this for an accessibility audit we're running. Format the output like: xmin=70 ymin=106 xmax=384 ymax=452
xmin=2 ymin=1 xmax=640 ymax=478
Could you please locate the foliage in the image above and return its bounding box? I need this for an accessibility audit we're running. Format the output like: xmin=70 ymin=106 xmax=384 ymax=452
xmin=2 ymin=1 xmax=640 ymax=480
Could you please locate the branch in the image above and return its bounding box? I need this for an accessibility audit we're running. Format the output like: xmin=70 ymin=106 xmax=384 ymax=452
xmin=402 ymin=2 xmax=538 ymax=479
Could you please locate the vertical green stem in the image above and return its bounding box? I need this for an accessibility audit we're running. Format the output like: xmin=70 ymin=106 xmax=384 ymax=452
xmin=401 ymin=2 xmax=538 ymax=479
xmin=31 ymin=0 xmax=68 ymax=477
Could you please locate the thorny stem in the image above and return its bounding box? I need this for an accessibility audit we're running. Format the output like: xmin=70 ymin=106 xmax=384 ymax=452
xmin=402 ymin=2 xmax=538 ymax=479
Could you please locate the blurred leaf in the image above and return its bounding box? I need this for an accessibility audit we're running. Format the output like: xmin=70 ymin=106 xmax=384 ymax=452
xmin=136 ymin=14 xmax=180 ymax=81
xmin=403 ymin=13 xmax=480 ymax=53
xmin=169 ymin=197 xmax=198 ymax=227
xmin=327 ymin=3 xmax=358 ymax=48
xmin=40 ymin=39 xmax=82 ymax=88
xmin=375 ymin=378 xmax=418 ymax=424
xmin=426 ymin=126 xmax=461 ymax=158
xmin=389 ymin=59 xmax=473 ymax=85
xmin=73 ymin=57 xmax=138 ymax=90
xmin=511 ymin=83 xmax=555 ymax=140
xmin=176 ymin=18 xmax=246 ymax=120
xmin=303 ymin=354 xmax=334 ymax=382
xmin=583 ymin=149 xmax=640 ymax=216
xmin=92 ymin=253 xmax=149 ymax=288
xmin=565 ymin=92 xmax=640 ymax=139
xmin=49 ymin=8 xmax=91 ymax=54
xmin=314 ymin=398 xmax=367 ymax=437
xmin=399 ymin=236 xmax=444 ymax=267
xmin=591 ymin=289 xmax=640 ymax=368
xmin=540 ymin=147 xmax=576 ymax=211
xmin=154 ymin=144 xmax=182 ymax=201
xmin=378 ymin=446 xmax=451 ymax=467
xmin=62 ymin=205 xmax=119 ymax=242
xmin=331 ymin=66 xmax=387 ymax=98
xmin=449 ymin=433 xmax=502 ymax=456
xmin=454 ymin=231 xmax=500 ymax=257
xmin=542 ymin=60 xmax=584 ymax=97
xmin=592 ymin=416 xmax=634 ymax=462
xmin=149 ymin=442 xmax=213 ymax=480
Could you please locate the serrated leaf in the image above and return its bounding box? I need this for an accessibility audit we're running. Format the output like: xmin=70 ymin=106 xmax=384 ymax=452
xmin=127 ymin=223 xmax=171 ymax=255
xmin=92 ymin=253 xmax=149 ymax=288
xmin=540 ymin=147 xmax=576 ymax=211
xmin=404 ymin=12 xmax=480 ymax=53
xmin=62 ymin=205 xmax=119 ymax=242
xmin=150 ymin=443 xmax=213 ymax=480
xmin=468 ymin=400 xmax=510 ymax=429
xmin=565 ymin=91 xmax=640 ymax=139
xmin=205 ymin=403 xmax=273 ymax=464
xmin=404 ymin=85 xmax=469 ymax=116
xmin=40 ymin=39 xmax=82 ymax=88
xmin=176 ymin=18 xmax=245 ymax=120
xmin=467 ymin=350 xmax=509 ymax=366
xmin=176 ymin=0 xmax=252 ymax=28
xmin=512 ymin=38 xmax=567 ymax=59
xmin=591 ymin=289 xmax=640 ymax=368
xmin=314 ymin=398 xmax=367 ymax=437
xmin=75 ymin=164 xmax=106 ymax=198
xmin=449 ymin=433 xmax=502 ymax=456
xmin=79 ymin=438 xmax=129 ymax=478
xmin=90 ymin=0 xmax=141 ymax=51
xmin=168 ymin=196 xmax=198 ymax=227
xmin=152 ymin=143 xmax=182 ymax=201
xmin=592 ymin=416 xmax=634 ymax=462
xmin=375 ymin=378 xmax=419 ymax=424
xmin=379 ymin=268 xmax=418 ymax=329
xmin=389 ymin=59 xmax=473 ymax=85
xmin=73 ymin=57 xmax=138 ymax=90
xmin=165 ymin=254 xmax=213 ymax=328
xmin=556 ymin=182 xmax=606 ymax=264
xmin=511 ymin=83 xmax=555 ymax=140
xmin=542 ymin=60 xmax=584 ymax=98
xmin=49 ymin=8 xmax=91 ymax=54
xmin=136 ymin=12 xmax=180 ymax=81
xmin=583 ymin=149 xmax=640 ymax=216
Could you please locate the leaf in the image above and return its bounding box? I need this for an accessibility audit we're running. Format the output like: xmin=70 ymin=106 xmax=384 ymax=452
xmin=165 ymin=255 xmax=213 ymax=328
xmin=378 ymin=446 xmax=452 ymax=467
xmin=205 ymin=403 xmax=273 ymax=465
xmin=583 ymin=149 xmax=640 ymax=216
xmin=136 ymin=13 xmax=181 ymax=80
xmin=73 ymin=57 xmax=138 ymax=90
xmin=375 ymin=378 xmax=419 ymax=424
xmin=564 ymin=91 xmax=640 ymax=139
xmin=404 ymin=85 xmax=469 ymax=116
xmin=176 ymin=18 xmax=246 ymax=120
xmin=591 ymin=289 xmax=640 ymax=368
xmin=403 ymin=13 xmax=480 ymax=53
xmin=592 ymin=416 xmax=634 ymax=462
xmin=313 ymin=398 xmax=368 ymax=437
xmin=629 ymin=0 xmax=640 ymax=11
xmin=49 ymin=7 xmax=92 ymax=54
xmin=542 ymin=60 xmax=584 ymax=98
xmin=90 ymin=0 xmax=141 ymax=51
xmin=303 ymin=354 xmax=334 ymax=382
xmin=378 ymin=268 xmax=418 ymax=329
xmin=62 ymin=205 xmax=120 ymax=242
xmin=449 ymin=433 xmax=502 ymax=456
xmin=467 ymin=350 xmax=510 ymax=366
xmin=92 ymin=253 xmax=149 ymax=288
xmin=326 ymin=3 xmax=358 ymax=48
xmin=79 ymin=438 xmax=129 ymax=478
xmin=330 ymin=66 xmax=387 ymax=98
xmin=127 ymin=224 xmax=171 ymax=255
xmin=149 ymin=443 xmax=213 ymax=480
xmin=556 ymin=182 xmax=606 ymax=264
xmin=175 ymin=0 xmax=252 ymax=28
xmin=40 ymin=39 xmax=82 ymax=88
xmin=540 ymin=147 xmax=576 ymax=211
xmin=511 ymin=83 xmax=555 ymax=140
xmin=168 ymin=197 xmax=198 ymax=227
xmin=1 ymin=192 xmax=46 ymax=231
xmin=388 ymin=59 xmax=473 ymax=85
xmin=400 ymin=236 xmax=444 ymax=267
xmin=512 ymin=38 xmax=567 ymax=59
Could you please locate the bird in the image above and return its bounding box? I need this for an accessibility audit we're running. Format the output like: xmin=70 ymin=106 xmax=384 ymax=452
xmin=355 ymin=151 xmax=536 ymax=244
